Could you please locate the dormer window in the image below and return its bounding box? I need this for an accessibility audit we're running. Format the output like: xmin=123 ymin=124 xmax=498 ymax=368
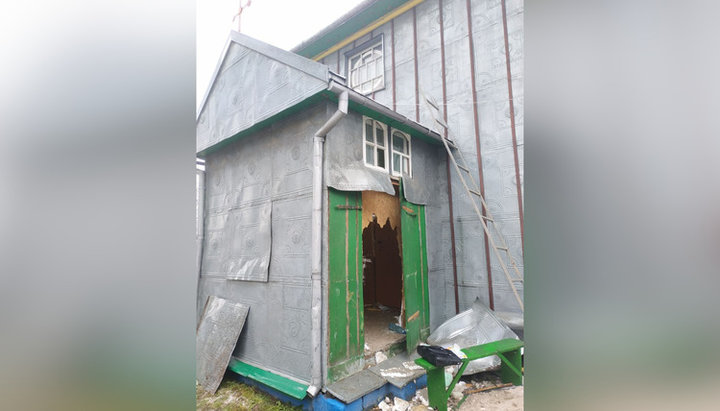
xmin=348 ymin=37 xmax=384 ymax=94
xmin=363 ymin=117 xmax=387 ymax=170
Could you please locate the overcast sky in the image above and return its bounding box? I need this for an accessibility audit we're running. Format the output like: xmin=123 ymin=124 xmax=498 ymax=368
xmin=197 ymin=0 xmax=366 ymax=109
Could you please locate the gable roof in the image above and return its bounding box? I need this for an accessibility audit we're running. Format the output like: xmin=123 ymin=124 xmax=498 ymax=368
xmin=197 ymin=31 xmax=329 ymax=119
xmin=197 ymin=31 xmax=442 ymax=156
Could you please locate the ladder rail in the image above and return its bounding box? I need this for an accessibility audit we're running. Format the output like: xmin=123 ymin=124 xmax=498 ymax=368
xmin=440 ymin=136 xmax=524 ymax=312
xmin=423 ymin=93 xmax=524 ymax=310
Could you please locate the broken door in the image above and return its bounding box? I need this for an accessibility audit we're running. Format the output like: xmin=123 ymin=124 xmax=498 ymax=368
xmin=327 ymin=189 xmax=364 ymax=383
xmin=400 ymin=190 xmax=430 ymax=352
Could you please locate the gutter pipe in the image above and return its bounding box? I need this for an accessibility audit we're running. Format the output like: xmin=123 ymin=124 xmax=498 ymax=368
xmin=308 ymin=89 xmax=348 ymax=396
xmin=328 ymin=80 xmax=442 ymax=143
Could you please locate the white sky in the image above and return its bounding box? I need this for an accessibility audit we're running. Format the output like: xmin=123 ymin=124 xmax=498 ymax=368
xmin=197 ymin=0 xmax=367 ymax=109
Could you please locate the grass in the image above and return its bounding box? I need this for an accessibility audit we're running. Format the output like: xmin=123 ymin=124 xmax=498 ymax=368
xmin=196 ymin=380 xmax=302 ymax=411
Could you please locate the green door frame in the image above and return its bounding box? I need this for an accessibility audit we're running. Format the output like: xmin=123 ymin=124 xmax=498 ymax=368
xmin=326 ymin=186 xmax=430 ymax=383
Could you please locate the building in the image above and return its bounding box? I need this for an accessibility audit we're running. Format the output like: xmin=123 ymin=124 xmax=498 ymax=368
xmin=196 ymin=0 xmax=523 ymax=407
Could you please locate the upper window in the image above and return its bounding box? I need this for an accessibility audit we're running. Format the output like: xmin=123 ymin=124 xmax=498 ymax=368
xmin=391 ymin=130 xmax=411 ymax=177
xmin=363 ymin=117 xmax=388 ymax=170
xmin=348 ymin=38 xmax=384 ymax=94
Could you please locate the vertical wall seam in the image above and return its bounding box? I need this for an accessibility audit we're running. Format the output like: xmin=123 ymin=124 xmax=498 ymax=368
xmin=466 ymin=0 xmax=494 ymax=310
xmin=501 ymin=0 xmax=524 ymax=253
xmin=439 ymin=0 xmax=460 ymax=314
xmin=412 ymin=7 xmax=420 ymax=122
xmin=391 ymin=19 xmax=397 ymax=111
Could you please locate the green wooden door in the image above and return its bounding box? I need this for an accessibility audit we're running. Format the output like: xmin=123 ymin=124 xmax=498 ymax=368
xmin=400 ymin=193 xmax=430 ymax=352
xmin=327 ymin=189 xmax=364 ymax=382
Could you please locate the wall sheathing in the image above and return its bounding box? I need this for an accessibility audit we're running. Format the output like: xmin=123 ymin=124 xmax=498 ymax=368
xmin=330 ymin=0 xmax=525 ymax=316
xmin=198 ymin=101 xmax=334 ymax=385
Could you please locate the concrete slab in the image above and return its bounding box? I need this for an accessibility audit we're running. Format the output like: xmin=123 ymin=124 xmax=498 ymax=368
xmin=326 ymin=369 xmax=387 ymax=404
xmin=368 ymin=351 xmax=426 ymax=388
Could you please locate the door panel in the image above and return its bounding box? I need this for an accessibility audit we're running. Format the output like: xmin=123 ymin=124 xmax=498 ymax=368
xmin=327 ymin=189 xmax=364 ymax=382
xmin=400 ymin=191 xmax=430 ymax=352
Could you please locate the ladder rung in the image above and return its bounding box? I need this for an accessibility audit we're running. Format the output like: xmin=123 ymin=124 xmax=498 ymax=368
xmin=481 ymin=215 xmax=494 ymax=222
xmin=435 ymin=118 xmax=449 ymax=129
xmin=469 ymin=189 xmax=482 ymax=197
xmin=496 ymin=246 xmax=509 ymax=251
xmin=457 ymin=163 xmax=470 ymax=172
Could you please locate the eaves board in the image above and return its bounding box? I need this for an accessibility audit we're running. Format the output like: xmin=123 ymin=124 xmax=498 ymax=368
xmin=197 ymin=91 xmax=327 ymax=158
xmin=292 ymin=0 xmax=412 ymax=59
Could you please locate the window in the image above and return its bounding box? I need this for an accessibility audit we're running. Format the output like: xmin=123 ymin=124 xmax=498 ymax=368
xmin=348 ymin=38 xmax=384 ymax=94
xmin=363 ymin=117 xmax=388 ymax=170
xmin=391 ymin=130 xmax=411 ymax=177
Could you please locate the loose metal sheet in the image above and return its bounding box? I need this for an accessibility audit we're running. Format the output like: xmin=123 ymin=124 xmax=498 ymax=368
xmin=226 ymin=200 xmax=272 ymax=281
xmin=427 ymin=297 xmax=519 ymax=375
xmin=196 ymin=296 xmax=250 ymax=394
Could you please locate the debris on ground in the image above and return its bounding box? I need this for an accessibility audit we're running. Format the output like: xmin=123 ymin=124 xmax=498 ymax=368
xmin=427 ymin=298 xmax=519 ymax=376
xmin=371 ymin=371 xmax=522 ymax=411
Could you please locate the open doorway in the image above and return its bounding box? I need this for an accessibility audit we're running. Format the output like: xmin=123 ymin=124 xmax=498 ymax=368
xmin=361 ymin=186 xmax=406 ymax=357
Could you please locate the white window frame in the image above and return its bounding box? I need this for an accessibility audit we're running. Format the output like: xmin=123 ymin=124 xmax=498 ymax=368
xmin=390 ymin=129 xmax=412 ymax=177
xmin=362 ymin=117 xmax=389 ymax=172
xmin=348 ymin=37 xmax=384 ymax=95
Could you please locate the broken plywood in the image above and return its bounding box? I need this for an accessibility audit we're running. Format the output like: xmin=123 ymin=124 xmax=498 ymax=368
xmin=196 ymin=296 xmax=250 ymax=394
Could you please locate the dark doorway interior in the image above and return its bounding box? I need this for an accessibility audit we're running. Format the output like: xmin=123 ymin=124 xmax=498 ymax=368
xmin=361 ymin=189 xmax=405 ymax=355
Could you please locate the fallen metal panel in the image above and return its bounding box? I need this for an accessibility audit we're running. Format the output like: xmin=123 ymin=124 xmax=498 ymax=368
xmin=196 ymin=296 xmax=250 ymax=394
xmin=427 ymin=297 xmax=518 ymax=375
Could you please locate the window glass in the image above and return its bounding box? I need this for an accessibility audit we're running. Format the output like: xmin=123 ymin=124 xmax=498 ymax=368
xmin=376 ymin=125 xmax=385 ymax=147
xmin=348 ymin=39 xmax=384 ymax=94
xmin=377 ymin=148 xmax=385 ymax=168
xmin=365 ymin=145 xmax=374 ymax=165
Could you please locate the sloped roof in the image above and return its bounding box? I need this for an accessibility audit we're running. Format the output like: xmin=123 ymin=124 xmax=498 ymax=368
xmin=292 ymin=0 xmax=412 ymax=59
xmin=197 ymin=31 xmax=441 ymax=156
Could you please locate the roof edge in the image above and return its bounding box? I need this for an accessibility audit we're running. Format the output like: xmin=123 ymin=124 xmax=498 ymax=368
xmin=197 ymin=32 xmax=331 ymax=120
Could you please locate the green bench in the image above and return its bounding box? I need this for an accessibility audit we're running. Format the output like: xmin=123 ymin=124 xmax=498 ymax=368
xmin=414 ymin=338 xmax=524 ymax=411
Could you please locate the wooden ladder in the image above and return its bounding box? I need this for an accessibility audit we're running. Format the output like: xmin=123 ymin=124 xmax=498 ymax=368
xmin=423 ymin=94 xmax=524 ymax=312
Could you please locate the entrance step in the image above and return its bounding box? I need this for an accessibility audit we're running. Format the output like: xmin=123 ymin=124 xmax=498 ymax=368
xmin=326 ymin=369 xmax=387 ymax=404
xmin=368 ymin=351 xmax=425 ymax=388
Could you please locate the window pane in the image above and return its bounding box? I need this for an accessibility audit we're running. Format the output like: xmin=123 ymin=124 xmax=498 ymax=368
xmin=365 ymin=144 xmax=374 ymax=165
xmin=403 ymin=157 xmax=410 ymax=174
xmin=375 ymin=60 xmax=382 ymax=77
xmin=377 ymin=148 xmax=385 ymax=168
xmin=365 ymin=121 xmax=373 ymax=142
xmin=393 ymin=133 xmax=404 ymax=152
xmin=351 ymin=55 xmax=360 ymax=68
xmin=393 ymin=154 xmax=400 ymax=174
xmin=368 ymin=62 xmax=375 ymax=80
xmin=359 ymin=65 xmax=367 ymax=82
xmin=376 ymin=125 xmax=384 ymax=146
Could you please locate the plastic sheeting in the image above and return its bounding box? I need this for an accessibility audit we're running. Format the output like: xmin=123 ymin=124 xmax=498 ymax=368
xmin=196 ymin=296 xmax=250 ymax=394
xmin=427 ymin=297 xmax=519 ymax=375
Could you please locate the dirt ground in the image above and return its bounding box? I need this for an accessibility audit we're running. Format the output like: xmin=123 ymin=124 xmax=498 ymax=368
xmin=372 ymin=371 xmax=523 ymax=411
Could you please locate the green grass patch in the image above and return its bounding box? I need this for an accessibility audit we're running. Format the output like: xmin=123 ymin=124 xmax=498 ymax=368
xmin=196 ymin=380 xmax=301 ymax=411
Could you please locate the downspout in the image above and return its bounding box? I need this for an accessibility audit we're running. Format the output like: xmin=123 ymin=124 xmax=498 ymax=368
xmin=308 ymin=89 xmax=348 ymax=396
xmin=196 ymin=164 xmax=205 ymax=298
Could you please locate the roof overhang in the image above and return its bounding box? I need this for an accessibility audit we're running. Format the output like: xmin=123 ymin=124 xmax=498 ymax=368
xmin=292 ymin=0 xmax=423 ymax=61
